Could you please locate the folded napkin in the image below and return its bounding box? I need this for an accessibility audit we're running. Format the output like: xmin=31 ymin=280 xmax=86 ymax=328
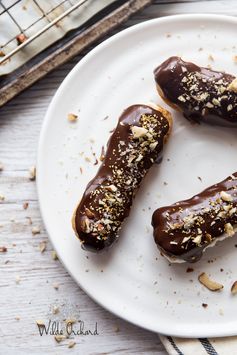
xmin=159 ymin=335 xmax=237 ymax=355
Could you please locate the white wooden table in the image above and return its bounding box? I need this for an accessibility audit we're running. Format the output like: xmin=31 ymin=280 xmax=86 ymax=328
xmin=0 ymin=1 xmax=235 ymax=354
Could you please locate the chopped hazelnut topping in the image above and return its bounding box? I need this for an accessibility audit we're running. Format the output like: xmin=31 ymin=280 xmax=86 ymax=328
xmin=178 ymin=95 xmax=186 ymax=102
xmin=220 ymin=191 xmax=233 ymax=202
xmin=198 ymin=272 xmax=223 ymax=291
xmin=104 ymin=185 xmax=117 ymax=192
xmin=224 ymin=223 xmax=235 ymax=237
xmin=131 ymin=126 xmax=148 ymax=138
xmin=227 ymin=78 xmax=237 ymax=93
xmin=193 ymin=234 xmax=202 ymax=245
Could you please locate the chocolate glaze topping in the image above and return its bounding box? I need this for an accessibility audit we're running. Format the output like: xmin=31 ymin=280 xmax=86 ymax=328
xmin=73 ymin=104 xmax=171 ymax=252
xmin=152 ymin=173 xmax=237 ymax=263
xmin=154 ymin=56 xmax=237 ymax=126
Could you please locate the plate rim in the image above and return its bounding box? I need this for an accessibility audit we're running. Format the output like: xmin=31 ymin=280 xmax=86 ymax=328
xmin=37 ymin=13 xmax=237 ymax=338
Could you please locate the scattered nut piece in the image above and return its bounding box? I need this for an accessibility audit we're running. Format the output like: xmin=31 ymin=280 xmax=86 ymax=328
xmin=23 ymin=202 xmax=29 ymax=210
xmin=51 ymin=250 xmax=58 ymax=260
xmin=16 ymin=33 xmax=27 ymax=45
xmin=36 ymin=320 xmax=45 ymax=326
xmin=32 ymin=226 xmax=41 ymax=235
xmin=52 ymin=282 xmax=59 ymax=290
xmin=29 ymin=166 xmax=36 ymax=181
xmin=39 ymin=241 xmax=46 ymax=253
xmin=208 ymin=54 xmax=214 ymax=61
xmin=0 ymin=50 xmax=5 ymax=57
xmin=0 ymin=194 xmax=5 ymax=201
xmin=220 ymin=191 xmax=233 ymax=202
xmin=54 ymin=335 xmax=66 ymax=343
xmin=15 ymin=316 xmax=20 ymax=321
xmin=233 ymin=55 xmax=237 ymax=63
xmin=67 ymin=113 xmax=78 ymax=122
xmin=227 ymin=78 xmax=237 ymax=93
xmin=15 ymin=275 xmax=21 ymax=284
xmin=198 ymin=272 xmax=223 ymax=291
xmin=0 ymin=246 xmax=7 ymax=252
xmin=202 ymin=303 xmax=208 ymax=308
xmin=68 ymin=341 xmax=76 ymax=349
xmin=52 ymin=305 xmax=59 ymax=314
xmin=186 ymin=267 xmax=194 ymax=273
xmin=231 ymin=281 xmax=237 ymax=295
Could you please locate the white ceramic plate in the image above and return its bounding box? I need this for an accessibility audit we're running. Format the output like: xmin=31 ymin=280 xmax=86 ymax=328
xmin=37 ymin=15 xmax=237 ymax=337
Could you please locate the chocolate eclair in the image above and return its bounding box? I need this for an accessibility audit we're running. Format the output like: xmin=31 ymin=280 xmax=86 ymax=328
xmin=154 ymin=56 xmax=237 ymax=126
xmin=72 ymin=104 xmax=172 ymax=252
xmin=152 ymin=173 xmax=237 ymax=263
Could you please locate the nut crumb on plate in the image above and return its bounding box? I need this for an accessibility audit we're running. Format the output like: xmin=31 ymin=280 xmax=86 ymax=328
xmin=231 ymin=281 xmax=237 ymax=295
xmin=29 ymin=166 xmax=36 ymax=181
xmin=198 ymin=272 xmax=223 ymax=291
xmin=67 ymin=113 xmax=78 ymax=122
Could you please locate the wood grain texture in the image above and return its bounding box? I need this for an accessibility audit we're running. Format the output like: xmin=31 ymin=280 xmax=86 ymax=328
xmin=0 ymin=1 xmax=233 ymax=354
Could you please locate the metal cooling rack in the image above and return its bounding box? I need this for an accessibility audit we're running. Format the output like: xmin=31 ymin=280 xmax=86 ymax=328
xmin=0 ymin=0 xmax=152 ymax=107
xmin=0 ymin=0 xmax=88 ymax=65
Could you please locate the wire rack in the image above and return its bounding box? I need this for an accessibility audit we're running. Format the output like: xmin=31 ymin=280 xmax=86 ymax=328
xmin=0 ymin=0 xmax=89 ymax=65
xmin=0 ymin=0 xmax=152 ymax=107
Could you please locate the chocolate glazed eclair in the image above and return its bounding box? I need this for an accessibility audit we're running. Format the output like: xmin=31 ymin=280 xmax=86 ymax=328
xmin=154 ymin=56 xmax=237 ymax=126
xmin=152 ymin=173 xmax=237 ymax=263
xmin=72 ymin=104 xmax=172 ymax=252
